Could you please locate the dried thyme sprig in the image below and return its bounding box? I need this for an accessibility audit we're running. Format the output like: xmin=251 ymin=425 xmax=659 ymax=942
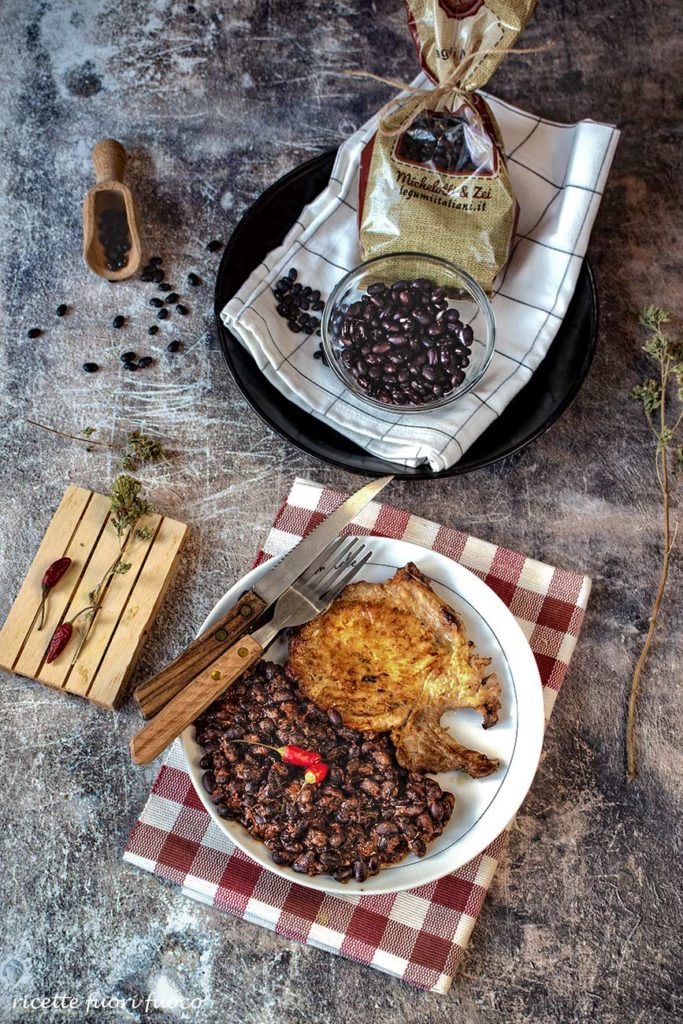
xmin=69 ymin=475 xmax=153 ymax=666
xmin=24 ymin=419 xmax=167 ymax=470
xmin=627 ymin=306 xmax=682 ymax=782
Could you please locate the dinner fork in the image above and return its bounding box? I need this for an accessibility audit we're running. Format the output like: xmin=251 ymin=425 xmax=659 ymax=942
xmin=130 ymin=536 xmax=371 ymax=765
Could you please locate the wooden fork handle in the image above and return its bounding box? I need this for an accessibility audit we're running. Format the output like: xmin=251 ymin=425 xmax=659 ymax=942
xmin=133 ymin=590 xmax=267 ymax=719
xmin=130 ymin=634 xmax=263 ymax=765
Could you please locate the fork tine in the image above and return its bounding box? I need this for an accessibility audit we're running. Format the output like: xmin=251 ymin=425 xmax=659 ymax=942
xmin=307 ymin=538 xmax=365 ymax=595
xmin=297 ymin=534 xmax=348 ymax=585
xmin=299 ymin=535 xmax=361 ymax=587
xmin=321 ymin=549 xmax=372 ymax=598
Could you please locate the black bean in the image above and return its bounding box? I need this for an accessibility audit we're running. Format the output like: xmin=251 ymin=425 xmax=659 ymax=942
xmin=158 ymin=282 xmax=172 ymax=292
xmin=287 ymin=320 xmax=301 ymax=333
xmin=165 ymin=292 xmax=179 ymax=304
xmin=187 ymin=272 xmax=201 ymax=286
xmin=148 ymin=325 xmax=159 ymax=335
xmin=167 ymin=340 xmax=182 ymax=352
xmin=27 ymin=327 xmax=41 ymax=338
xmin=353 ymin=860 xmax=369 ymax=883
xmin=112 ymin=315 xmax=125 ymax=329
xmin=157 ymin=308 xmax=169 ymax=320
xmin=206 ymin=239 xmax=223 ymax=252
xmin=148 ymin=255 xmax=162 ymax=266
xmin=82 ymin=362 xmax=98 ymax=373
xmin=120 ymin=350 xmax=136 ymax=361
xmin=151 ymin=269 xmax=164 ymax=283
xmin=288 ymin=267 xmax=297 ymax=281
xmin=327 ymin=707 xmax=343 ymax=728
xmin=138 ymin=356 xmax=154 ymax=368
xmin=176 ymin=304 xmax=189 ymax=315
xmin=122 ymin=360 xmax=137 ymax=371
xmin=56 ymin=304 xmax=68 ymax=317
xmin=150 ymin=297 xmax=164 ymax=308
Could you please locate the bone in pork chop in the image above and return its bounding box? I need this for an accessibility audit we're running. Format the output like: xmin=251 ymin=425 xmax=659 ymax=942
xmin=287 ymin=563 xmax=501 ymax=777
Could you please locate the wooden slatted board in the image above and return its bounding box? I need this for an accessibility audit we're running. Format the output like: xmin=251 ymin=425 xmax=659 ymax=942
xmin=0 ymin=484 xmax=188 ymax=708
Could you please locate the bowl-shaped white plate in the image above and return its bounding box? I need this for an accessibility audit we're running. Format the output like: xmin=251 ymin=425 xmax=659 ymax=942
xmin=182 ymin=536 xmax=544 ymax=895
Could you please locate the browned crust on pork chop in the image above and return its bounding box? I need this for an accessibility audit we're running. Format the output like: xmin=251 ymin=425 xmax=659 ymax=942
xmin=287 ymin=563 xmax=501 ymax=777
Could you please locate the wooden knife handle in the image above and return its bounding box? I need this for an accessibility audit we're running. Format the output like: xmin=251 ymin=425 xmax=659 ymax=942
xmin=130 ymin=634 xmax=263 ymax=765
xmin=132 ymin=590 xmax=267 ymax=719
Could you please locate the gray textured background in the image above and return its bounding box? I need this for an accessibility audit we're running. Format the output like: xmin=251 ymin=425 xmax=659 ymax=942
xmin=0 ymin=1 xmax=681 ymax=1022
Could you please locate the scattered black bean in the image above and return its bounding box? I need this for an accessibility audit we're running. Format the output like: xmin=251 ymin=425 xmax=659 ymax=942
xmin=140 ymin=272 xmax=154 ymax=282
xmin=206 ymin=239 xmax=222 ymax=252
xmin=166 ymin=340 xmax=182 ymax=352
xmin=150 ymin=297 xmax=164 ymax=308
xmin=188 ymin=272 xmax=201 ymax=287
xmin=330 ymin=277 xmax=473 ymax=406
xmin=120 ymin=351 xmax=136 ymax=362
xmin=27 ymin=328 xmax=41 ymax=339
xmin=122 ymin=360 xmax=138 ymax=371
xmin=112 ymin=315 xmax=125 ymax=329
xmin=55 ymin=304 xmax=68 ymax=317
xmin=148 ymin=255 xmax=162 ymax=266
xmin=273 ymin=269 xmax=327 ymax=339
xmin=148 ymin=325 xmax=159 ymax=335
xmin=157 ymin=308 xmax=169 ymax=320
xmin=138 ymin=356 xmax=154 ymax=368
xmin=175 ymin=303 xmax=189 ymax=315
xmin=165 ymin=292 xmax=179 ymax=304
xmin=82 ymin=362 xmax=99 ymax=373
xmin=158 ymin=282 xmax=172 ymax=292
xmin=151 ymin=269 xmax=164 ymax=283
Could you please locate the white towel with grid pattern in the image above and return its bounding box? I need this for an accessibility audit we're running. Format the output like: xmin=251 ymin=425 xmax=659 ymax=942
xmin=221 ymin=78 xmax=619 ymax=472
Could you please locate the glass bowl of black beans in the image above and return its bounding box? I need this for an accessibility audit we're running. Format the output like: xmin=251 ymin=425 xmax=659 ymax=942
xmin=321 ymin=253 xmax=495 ymax=412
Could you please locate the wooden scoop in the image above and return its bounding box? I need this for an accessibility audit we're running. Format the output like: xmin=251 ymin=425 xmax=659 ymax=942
xmin=82 ymin=139 xmax=142 ymax=281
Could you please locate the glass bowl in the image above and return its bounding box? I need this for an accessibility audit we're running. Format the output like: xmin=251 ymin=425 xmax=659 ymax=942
xmin=321 ymin=253 xmax=495 ymax=414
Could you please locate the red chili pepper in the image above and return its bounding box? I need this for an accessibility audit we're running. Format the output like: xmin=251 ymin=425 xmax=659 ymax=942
xmin=279 ymin=745 xmax=321 ymax=768
xmin=37 ymin=557 xmax=72 ymax=630
xmin=303 ymin=762 xmax=329 ymax=785
xmin=46 ymin=622 xmax=73 ymax=663
xmin=42 ymin=557 xmax=72 ymax=591
xmin=231 ymin=740 xmax=322 ymax=767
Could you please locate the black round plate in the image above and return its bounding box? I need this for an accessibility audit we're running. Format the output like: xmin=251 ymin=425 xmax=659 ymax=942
xmin=214 ymin=151 xmax=599 ymax=479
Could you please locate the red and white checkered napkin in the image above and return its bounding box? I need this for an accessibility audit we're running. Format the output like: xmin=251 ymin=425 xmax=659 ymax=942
xmin=124 ymin=479 xmax=592 ymax=993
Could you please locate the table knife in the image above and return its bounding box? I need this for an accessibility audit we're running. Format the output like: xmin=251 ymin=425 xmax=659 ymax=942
xmin=130 ymin=536 xmax=371 ymax=765
xmin=133 ymin=476 xmax=392 ymax=718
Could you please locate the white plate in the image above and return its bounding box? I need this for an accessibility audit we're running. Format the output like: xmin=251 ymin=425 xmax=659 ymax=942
xmin=182 ymin=536 xmax=544 ymax=895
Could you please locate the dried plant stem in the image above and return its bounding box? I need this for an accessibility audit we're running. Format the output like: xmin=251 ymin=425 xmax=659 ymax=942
xmin=70 ymin=527 xmax=135 ymax=665
xmin=627 ymin=318 xmax=681 ymax=782
xmin=24 ymin=418 xmax=112 ymax=449
xmin=626 ymin=445 xmax=674 ymax=781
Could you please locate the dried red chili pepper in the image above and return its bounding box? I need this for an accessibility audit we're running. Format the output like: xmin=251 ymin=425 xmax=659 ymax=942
xmin=37 ymin=556 xmax=72 ymax=630
xmin=44 ymin=605 xmax=95 ymax=664
xmin=46 ymin=622 xmax=73 ymax=663
xmin=303 ymin=762 xmax=329 ymax=785
xmin=231 ymin=740 xmax=321 ymax=767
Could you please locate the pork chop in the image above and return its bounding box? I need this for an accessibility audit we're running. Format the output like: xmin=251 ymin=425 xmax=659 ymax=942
xmin=287 ymin=563 xmax=501 ymax=777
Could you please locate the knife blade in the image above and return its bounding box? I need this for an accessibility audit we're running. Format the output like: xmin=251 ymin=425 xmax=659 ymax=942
xmin=133 ymin=475 xmax=392 ymax=718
